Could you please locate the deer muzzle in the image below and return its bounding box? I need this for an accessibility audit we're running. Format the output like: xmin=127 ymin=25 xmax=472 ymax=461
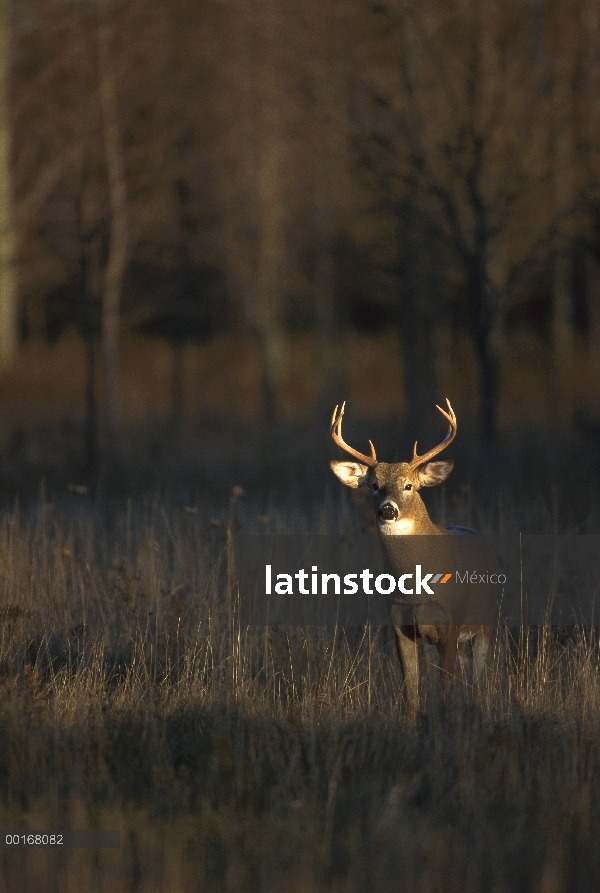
xmin=379 ymin=502 xmax=399 ymax=522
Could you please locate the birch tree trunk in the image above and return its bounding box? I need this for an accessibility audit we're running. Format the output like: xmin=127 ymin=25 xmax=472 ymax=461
xmin=552 ymin=11 xmax=576 ymax=399
xmin=252 ymin=0 xmax=287 ymax=422
xmin=97 ymin=14 xmax=128 ymax=438
xmin=0 ymin=0 xmax=18 ymax=366
xmin=307 ymin=3 xmax=348 ymax=415
xmin=583 ymin=0 xmax=600 ymax=409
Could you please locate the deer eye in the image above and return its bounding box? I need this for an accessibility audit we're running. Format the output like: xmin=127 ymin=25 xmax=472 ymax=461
xmin=404 ymin=483 xmax=412 ymax=491
xmin=371 ymin=480 xmax=379 ymax=491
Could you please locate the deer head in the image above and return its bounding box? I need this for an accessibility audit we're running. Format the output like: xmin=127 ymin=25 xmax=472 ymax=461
xmin=330 ymin=399 xmax=457 ymax=536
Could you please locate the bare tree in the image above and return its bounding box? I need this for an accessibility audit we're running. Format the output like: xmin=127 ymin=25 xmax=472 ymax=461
xmin=551 ymin=0 xmax=578 ymax=398
xmin=250 ymin=0 xmax=288 ymax=422
xmin=581 ymin=0 xmax=600 ymax=408
xmin=302 ymin=0 xmax=352 ymax=415
xmin=0 ymin=0 xmax=17 ymax=365
xmin=357 ymin=0 xmax=555 ymax=441
xmin=96 ymin=6 xmax=128 ymax=438
xmin=0 ymin=2 xmax=89 ymax=366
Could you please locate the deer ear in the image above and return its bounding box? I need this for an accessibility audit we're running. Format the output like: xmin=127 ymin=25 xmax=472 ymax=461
xmin=330 ymin=460 xmax=370 ymax=489
xmin=417 ymin=459 xmax=454 ymax=488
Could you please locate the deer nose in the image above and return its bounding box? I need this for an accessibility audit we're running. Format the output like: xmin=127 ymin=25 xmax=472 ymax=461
xmin=379 ymin=502 xmax=398 ymax=522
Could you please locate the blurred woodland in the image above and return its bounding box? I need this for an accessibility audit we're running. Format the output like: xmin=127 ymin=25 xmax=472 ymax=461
xmin=1 ymin=0 xmax=600 ymax=496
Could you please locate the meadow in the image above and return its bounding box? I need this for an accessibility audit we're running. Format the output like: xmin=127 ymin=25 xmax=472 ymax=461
xmin=0 ymin=457 xmax=597 ymax=893
xmin=0 ymin=331 xmax=598 ymax=891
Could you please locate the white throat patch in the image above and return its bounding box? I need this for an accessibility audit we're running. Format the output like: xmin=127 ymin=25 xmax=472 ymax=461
xmin=380 ymin=516 xmax=414 ymax=535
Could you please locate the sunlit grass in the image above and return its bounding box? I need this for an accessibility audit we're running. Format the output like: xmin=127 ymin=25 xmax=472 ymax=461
xmin=0 ymin=497 xmax=597 ymax=891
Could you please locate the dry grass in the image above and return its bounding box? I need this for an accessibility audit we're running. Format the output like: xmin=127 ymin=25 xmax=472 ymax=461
xmin=0 ymin=496 xmax=596 ymax=892
xmin=0 ymin=327 xmax=597 ymax=890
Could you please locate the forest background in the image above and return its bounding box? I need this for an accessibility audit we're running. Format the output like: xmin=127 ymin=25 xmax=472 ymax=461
xmin=0 ymin=0 xmax=599 ymax=501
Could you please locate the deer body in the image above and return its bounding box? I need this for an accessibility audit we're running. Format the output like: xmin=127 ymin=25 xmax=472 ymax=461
xmin=330 ymin=400 xmax=495 ymax=719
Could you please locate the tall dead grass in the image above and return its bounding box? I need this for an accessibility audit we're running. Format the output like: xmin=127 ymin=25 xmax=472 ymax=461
xmin=0 ymin=496 xmax=597 ymax=892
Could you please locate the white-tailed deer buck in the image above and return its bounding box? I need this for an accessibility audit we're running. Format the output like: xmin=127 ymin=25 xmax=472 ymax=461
xmin=330 ymin=399 xmax=496 ymax=719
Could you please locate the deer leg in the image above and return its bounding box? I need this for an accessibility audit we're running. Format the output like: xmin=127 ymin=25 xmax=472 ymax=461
xmin=391 ymin=611 xmax=420 ymax=721
xmin=455 ymin=632 xmax=476 ymax=680
xmin=472 ymin=626 xmax=491 ymax=683
xmin=441 ymin=625 xmax=460 ymax=690
xmin=457 ymin=641 xmax=469 ymax=678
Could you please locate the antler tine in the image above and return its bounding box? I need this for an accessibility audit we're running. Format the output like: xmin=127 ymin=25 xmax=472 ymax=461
xmin=409 ymin=398 xmax=457 ymax=470
xmin=330 ymin=402 xmax=377 ymax=467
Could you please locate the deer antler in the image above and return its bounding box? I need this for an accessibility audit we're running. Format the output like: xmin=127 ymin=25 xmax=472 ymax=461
xmin=330 ymin=402 xmax=377 ymax=467
xmin=408 ymin=399 xmax=457 ymax=470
